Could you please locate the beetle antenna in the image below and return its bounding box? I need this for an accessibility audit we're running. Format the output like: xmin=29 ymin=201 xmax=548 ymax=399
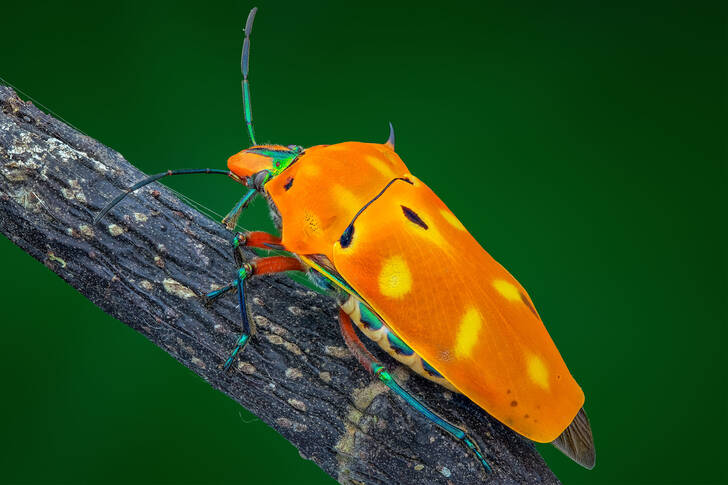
xmin=241 ymin=7 xmax=258 ymax=146
xmin=93 ymin=169 xmax=233 ymax=224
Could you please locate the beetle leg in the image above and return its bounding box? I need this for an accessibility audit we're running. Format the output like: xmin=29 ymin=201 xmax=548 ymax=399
xmin=250 ymin=255 xmax=304 ymax=275
xmin=204 ymin=250 xmax=300 ymax=305
xmin=203 ymin=280 xmax=238 ymax=304
xmin=203 ymin=231 xmax=287 ymax=304
xmin=231 ymin=231 xmax=285 ymax=254
xmin=338 ymin=308 xmax=493 ymax=474
xmin=220 ymin=265 xmax=252 ymax=371
xmin=222 ymin=188 xmax=257 ymax=230
xmin=218 ymin=256 xmax=304 ymax=372
xmin=231 ymin=231 xmax=286 ymax=268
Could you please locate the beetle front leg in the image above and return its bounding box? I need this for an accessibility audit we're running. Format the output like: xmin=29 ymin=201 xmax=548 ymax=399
xmin=338 ymin=308 xmax=493 ymax=474
xmin=203 ymin=228 xmax=302 ymax=370
xmin=222 ymin=265 xmax=253 ymax=371
xmin=222 ymin=188 xmax=256 ymax=230
xmin=216 ymin=255 xmax=305 ymax=371
xmin=203 ymin=231 xmax=287 ymax=304
xmin=231 ymin=230 xmax=285 ymax=260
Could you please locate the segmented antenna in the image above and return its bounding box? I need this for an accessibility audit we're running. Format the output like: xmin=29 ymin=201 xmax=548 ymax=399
xmin=242 ymin=7 xmax=258 ymax=146
xmin=93 ymin=169 xmax=231 ymax=224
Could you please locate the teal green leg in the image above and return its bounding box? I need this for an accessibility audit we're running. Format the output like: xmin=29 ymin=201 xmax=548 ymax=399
xmin=222 ymin=188 xmax=256 ymax=230
xmin=337 ymin=309 xmax=492 ymax=473
xmin=202 ymin=232 xmax=249 ymax=305
xmin=203 ymin=280 xmax=238 ymax=303
xmin=224 ymin=266 xmax=253 ymax=372
xmin=372 ymin=363 xmax=491 ymax=473
xmin=205 ymin=230 xmax=304 ymax=371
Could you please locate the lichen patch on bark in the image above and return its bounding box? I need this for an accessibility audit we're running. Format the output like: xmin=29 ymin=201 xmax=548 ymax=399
xmin=162 ymin=278 xmax=195 ymax=299
xmin=107 ymin=224 xmax=124 ymax=236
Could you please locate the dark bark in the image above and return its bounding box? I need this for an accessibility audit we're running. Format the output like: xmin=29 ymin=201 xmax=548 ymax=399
xmin=0 ymin=85 xmax=560 ymax=484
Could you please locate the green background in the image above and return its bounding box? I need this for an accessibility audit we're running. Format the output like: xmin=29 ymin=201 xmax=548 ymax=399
xmin=1 ymin=1 xmax=724 ymax=483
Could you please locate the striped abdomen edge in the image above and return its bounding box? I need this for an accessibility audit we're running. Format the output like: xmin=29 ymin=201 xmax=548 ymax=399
xmin=340 ymin=295 xmax=456 ymax=391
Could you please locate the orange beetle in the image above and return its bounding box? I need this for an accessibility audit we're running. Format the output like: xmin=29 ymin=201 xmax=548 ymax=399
xmin=97 ymin=7 xmax=594 ymax=473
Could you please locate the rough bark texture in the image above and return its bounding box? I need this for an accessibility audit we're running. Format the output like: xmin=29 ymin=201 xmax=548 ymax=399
xmin=0 ymin=85 xmax=560 ymax=484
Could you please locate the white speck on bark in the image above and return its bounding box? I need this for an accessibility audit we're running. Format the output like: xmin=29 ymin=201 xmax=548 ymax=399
xmin=285 ymin=368 xmax=303 ymax=379
xmin=79 ymin=224 xmax=94 ymax=239
xmin=325 ymin=346 xmax=351 ymax=359
xmin=139 ymin=280 xmax=153 ymax=291
xmin=267 ymin=334 xmax=284 ymax=345
xmin=254 ymin=315 xmax=272 ymax=329
xmin=238 ymin=362 xmax=256 ymax=374
xmin=287 ymin=398 xmax=307 ymax=412
xmin=276 ymin=417 xmax=293 ymax=428
xmin=162 ymin=278 xmax=195 ymax=299
xmin=287 ymin=306 xmax=303 ymax=316
xmin=293 ymin=423 xmax=308 ymax=433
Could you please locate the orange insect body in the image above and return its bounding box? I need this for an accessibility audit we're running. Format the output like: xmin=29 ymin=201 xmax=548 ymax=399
xmin=228 ymin=141 xmax=586 ymax=445
xmin=99 ymin=8 xmax=594 ymax=471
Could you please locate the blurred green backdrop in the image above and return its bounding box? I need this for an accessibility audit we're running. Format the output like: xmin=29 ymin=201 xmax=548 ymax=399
xmin=1 ymin=1 xmax=724 ymax=484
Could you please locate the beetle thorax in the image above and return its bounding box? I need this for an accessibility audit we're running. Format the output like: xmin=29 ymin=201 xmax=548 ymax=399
xmin=262 ymin=141 xmax=410 ymax=261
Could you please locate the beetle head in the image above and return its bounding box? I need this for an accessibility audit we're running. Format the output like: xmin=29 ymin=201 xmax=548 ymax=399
xmin=227 ymin=144 xmax=302 ymax=187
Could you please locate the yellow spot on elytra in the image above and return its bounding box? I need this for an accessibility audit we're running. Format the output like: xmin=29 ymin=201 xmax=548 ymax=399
xmin=331 ymin=184 xmax=360 ymax=212
xmin=527 ymin=354 xmax=550 ymax=390
xmin=454 ymin=307 xmax=483 ymax=358
xmin=493 ymin=279 xmax=521 ymax=301
xmin=440 ymin=209 xmax=466 ymax=231
xmin=366 ymin=155 xmax=395 ymax=177
xmin=378 ymin=255 xmax=412 ymax=298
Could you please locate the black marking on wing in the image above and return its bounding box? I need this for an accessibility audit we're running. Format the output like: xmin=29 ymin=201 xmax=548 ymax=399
xmin=339 ymin=225 xmax=354 ymax=248
xmin=401 ymin=205 xmax=428 ymax=229
xmin=338 ymin=177 xmax=413 ymax=250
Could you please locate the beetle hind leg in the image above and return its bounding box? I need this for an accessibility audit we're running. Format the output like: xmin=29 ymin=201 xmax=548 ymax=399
xmin=338 ymin=308 xmax=492 ymax=474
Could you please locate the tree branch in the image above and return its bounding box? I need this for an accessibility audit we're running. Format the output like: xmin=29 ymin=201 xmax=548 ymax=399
xmin=0 ymin=85 xmax=559 ymax=484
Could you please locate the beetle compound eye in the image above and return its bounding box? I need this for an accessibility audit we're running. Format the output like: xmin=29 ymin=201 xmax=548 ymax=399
xmin=253 ymin=170 xmax=270 ymax=189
